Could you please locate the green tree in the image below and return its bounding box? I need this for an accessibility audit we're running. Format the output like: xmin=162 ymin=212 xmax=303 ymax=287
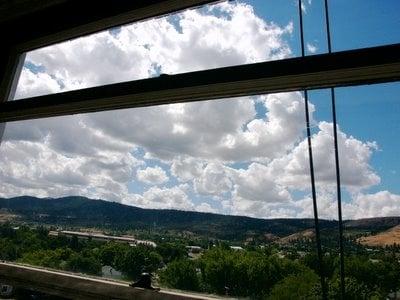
xmin=156 ymin=242 xmax=186 ymax=264
xmin=268 ymin=270 xmax=320 ymax=300
xmin=0 ymin=238 xmax=18 ymax=260
xmin=99 ymin=242 xmax=129 ymax=267
xmin=19 ymin=248 xmax=73 ymax=269
xmin=199 ymin=247 xmax=307 ymax=297
xmin=160 ymin=259 xmax=200 ymax=291
xmin=327 ymin=276 xmax=383 ymax=300
xmin=302 ymin=252 xmax=336 ymax=279
xmin=66 ymin=253 xmax=102 ymax=275
xmin=116 ymin=246 xmax=162 ymax=279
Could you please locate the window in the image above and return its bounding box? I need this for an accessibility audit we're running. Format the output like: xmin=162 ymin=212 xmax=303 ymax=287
xmin=0 ymin=0 xmax=399 ymax=299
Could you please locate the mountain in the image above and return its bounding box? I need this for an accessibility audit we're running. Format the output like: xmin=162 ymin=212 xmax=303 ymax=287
xmin=0 ymin=196 xmax=399 ymax=241
xmin=0 ymin=196 xmax=334 ymax=240
xmin=357 ymin=225 xmax=400 ymax=247
xmin=345 ymin=217 xmax=400 ymax=231
xmin=276 ymin=229 xmax=315 ymax=245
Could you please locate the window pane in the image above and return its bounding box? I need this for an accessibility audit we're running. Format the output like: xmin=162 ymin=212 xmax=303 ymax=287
xmin=328 ymin=0 xmax=400 ymax=51
xmin=2 ymin=83 xmax=400 ymax=297
xmin=13 ymin=1 xmax=297 ymax=100
xmin=309 ymin=83 xmax=400 ymax=298
xmin=0 ymin=91 xmax=316 ymax=298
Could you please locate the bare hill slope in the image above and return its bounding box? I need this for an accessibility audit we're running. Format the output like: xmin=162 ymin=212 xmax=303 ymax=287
xmin=357 ymin=225 xmax=400 ymax=247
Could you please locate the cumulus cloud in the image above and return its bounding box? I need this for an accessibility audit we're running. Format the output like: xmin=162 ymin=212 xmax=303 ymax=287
xmin=230 ymin=163 xmax=291 ymax=203
xmin=171 ymin=156 xmax=204 ymax=182
xmin=194 ymin=162 xmax=232 ymax=196
xmin=0 ymin=139 xmax=141 ymax=201
xmin=227 ymin=163 xmax=292 ymax=217
xmin=122 ymin=185 xmax=193 ymax=211
xmin=137 ymin=166 xmax=169 ymax=185
xmin=14 ymin=68 xmax=61 ymax=99
xmin=293 ymin=190 xmax=400 ymax=220
xmin=269 ymin=121 xmax=380 ymax=191
xmin=87 ymin=91 xmax=307 ymax=162
xmin=350 ymin=191 xmax=400 ymax=219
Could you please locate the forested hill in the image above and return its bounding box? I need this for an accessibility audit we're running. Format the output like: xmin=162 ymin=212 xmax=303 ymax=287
xmin=1 ymin=196 xmax=399 ymax=240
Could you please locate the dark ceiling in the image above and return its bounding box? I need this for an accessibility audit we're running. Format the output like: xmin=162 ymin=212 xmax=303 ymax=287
xmin=0 ymin=0 xmax=216 ymax=51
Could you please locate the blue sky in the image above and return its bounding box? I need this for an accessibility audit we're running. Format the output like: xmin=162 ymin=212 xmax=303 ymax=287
xmin=249 ymin=0 xmax=400 ymax=54
xmin=1 ymin=0 xmax=399 ymax=219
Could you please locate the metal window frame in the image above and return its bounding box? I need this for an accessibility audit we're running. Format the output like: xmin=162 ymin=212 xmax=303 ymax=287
xmin=1 ymin=44 xmax=400 ymax=123
xmin=0 ymin=0 xmax=218 ymax=103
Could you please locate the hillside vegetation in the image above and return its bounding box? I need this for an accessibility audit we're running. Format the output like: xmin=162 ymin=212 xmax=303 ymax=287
xmin=1 ymin=196 xmax=399 ymax=242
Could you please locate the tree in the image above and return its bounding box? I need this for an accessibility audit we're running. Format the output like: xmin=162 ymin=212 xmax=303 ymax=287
xmin=373 ymin=255 xmax=400 ymax=296
xmin=327 ymin=276 xmax=383 ymax=300
xmin=19 ymin=248 xmax=73 ymax=269
xmin=156 ymin=242 xmax=186 ymax=264
xmin=160 ymin=259 xmax=200 ymax=291
xmin=0 ymin=238 xmax=18 ymax=260
xmin=199 ymin=247 xmax=307 ymax=297
xmin=268 ymin=271 xmax=320 ymax=300
xmin=99 ymin=242 xmax=129 ymax=267
xmin=302 ymin=252 xmax=336 ymax=279
xmin=116 ymin=246 xmax=162 ymax=279
xmin=66 ymin=253 xmax=102 ymax=275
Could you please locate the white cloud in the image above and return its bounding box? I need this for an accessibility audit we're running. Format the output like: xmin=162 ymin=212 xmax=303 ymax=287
xmin=171 ymin=156 xmax=204 ymax=182
xmin=227 ymin=163 xmax=292 ymax=217
xmin=14 ymin=68 xmax=61 ymax=99
xmin=270 ymin=121 xmax=380 ymax=191
xmin=0 ymin=140 xmax=141 ymax=201
xmin=293 ymin=190 xmax=400 ymax=220
xmin=194 ymin=162 xmax=232 ymax=196
xmin=350 ymin=191 xmax=400 ymax=219
xmin=137 ymin=166 xmax=169 ymax=185
xmin=306 ymin=43 xmax=317 ymax=54
xmin=87 ymin=91 xmax=307 ymax=162
xmin=196 ymin=202 xmax=217 ymax=213
xmin=122 ymin=185 xmax=193 ymax=211
xmin=230 ymin=163 xmax=291 ymax=203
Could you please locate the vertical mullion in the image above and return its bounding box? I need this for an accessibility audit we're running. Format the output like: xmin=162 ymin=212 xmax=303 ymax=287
xmin=298 ymin=1 xmax=327 ymax=299
xmin=0 ymin=50 xmax=25 ymax=143
xmin=323 ymin=0 xmax=345 ymax=298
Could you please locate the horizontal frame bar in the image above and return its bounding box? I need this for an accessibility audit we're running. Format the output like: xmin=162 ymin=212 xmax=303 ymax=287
xmin=0 ymin=262 xmax=214 ymax=300
xmin=1 ymin=44 xmax=400 ymax=123
xmin=2 ymin=0 xmax=218 ymax=53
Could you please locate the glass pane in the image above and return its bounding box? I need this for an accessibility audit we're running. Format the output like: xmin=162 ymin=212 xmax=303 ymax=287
xmin=308 ymin=83 xmax=400 ymax=298
xmin=13 ymin=0 xmax=297 ymax=100
xmin=2 ymin=83 xmax=400 ymax=297
xmin=0 ymin=91 xmax=318 ymax=298
xmin=328 ymin=0 xmax=400 ymax=51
